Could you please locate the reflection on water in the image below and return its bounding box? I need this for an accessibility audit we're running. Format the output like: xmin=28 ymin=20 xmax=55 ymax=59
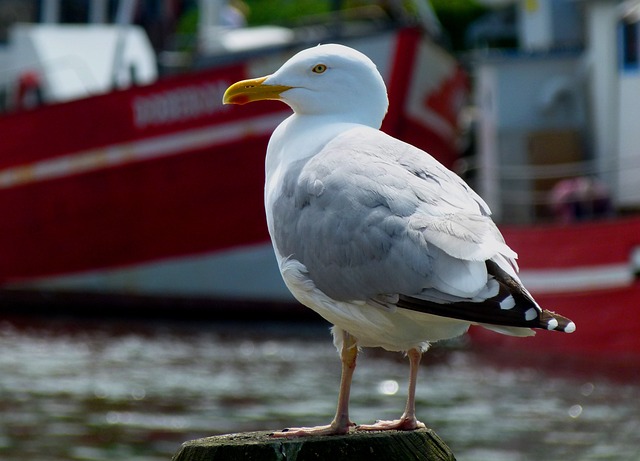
xmin=0 ymin=317 xmax=639 ymax=461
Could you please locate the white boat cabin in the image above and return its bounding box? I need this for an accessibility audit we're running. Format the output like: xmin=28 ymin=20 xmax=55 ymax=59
xmin=473 ymin=0 xmax=640 ymax=223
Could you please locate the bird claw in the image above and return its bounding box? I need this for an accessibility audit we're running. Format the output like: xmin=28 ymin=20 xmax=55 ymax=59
xmin=357 ymin=417 xmax=426 ymax=431
xmin=270 ymin=421 xmax=355 ymax=437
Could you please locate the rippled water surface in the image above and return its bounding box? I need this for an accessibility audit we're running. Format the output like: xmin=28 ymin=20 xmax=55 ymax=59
xmin=0 ymin=317 xmax=639 ymax=461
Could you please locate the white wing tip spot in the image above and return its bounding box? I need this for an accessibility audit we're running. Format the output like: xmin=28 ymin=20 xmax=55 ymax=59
xmin=525 ymin=307 xmax=537 ymax=321
xmin=546 ymin=318 xmax=559 ymax=330
xmin=499 ymin=295 xmax=516 ymax=310
xmin=564 ymin=322 xmax=576 ymax=334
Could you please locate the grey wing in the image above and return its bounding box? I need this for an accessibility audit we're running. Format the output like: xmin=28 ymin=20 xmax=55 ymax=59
xmin=270 ymin=127 xmax=515 ymax=303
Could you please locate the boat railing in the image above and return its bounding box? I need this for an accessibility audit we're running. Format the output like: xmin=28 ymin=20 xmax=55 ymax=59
xmin=462 ymin=155 xmax=640 ymax=224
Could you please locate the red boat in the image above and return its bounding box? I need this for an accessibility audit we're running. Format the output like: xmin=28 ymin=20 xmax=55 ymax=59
xmin=0 ymin=1 xmax=467 ymax=310
xmin=467 ymin=0 xmax=640 ymax=365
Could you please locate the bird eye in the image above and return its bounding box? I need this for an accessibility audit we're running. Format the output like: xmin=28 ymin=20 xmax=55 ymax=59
xmin=312 ymin=64 xmax=327 ymax=74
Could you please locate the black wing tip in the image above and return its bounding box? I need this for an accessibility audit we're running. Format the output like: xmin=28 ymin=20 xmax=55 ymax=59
xmin=540 ymin=310 xmax=576 ymax=333
xmin=397 ymin=295 xmax=576 ymax=334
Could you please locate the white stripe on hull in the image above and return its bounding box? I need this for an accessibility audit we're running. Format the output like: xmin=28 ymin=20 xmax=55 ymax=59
xmin=0 ymin=112 xmax=289 ymax=189
xmin=8 ymin=243 xmax=295 ymax=302
xmin=519 ymin=263 xmax=633 ymax=293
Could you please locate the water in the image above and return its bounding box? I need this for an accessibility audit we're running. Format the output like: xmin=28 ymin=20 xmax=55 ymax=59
xmin=0 ymin=317 xmax=639 ymax=461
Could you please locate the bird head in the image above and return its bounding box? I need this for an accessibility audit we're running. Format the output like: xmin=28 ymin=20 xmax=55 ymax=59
xmin=223 ymin=44 xmax=389 ymax=129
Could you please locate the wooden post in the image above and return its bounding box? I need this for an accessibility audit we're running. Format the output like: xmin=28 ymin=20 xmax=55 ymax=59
xmin=171 ymin=428 xmax=456 ymax=461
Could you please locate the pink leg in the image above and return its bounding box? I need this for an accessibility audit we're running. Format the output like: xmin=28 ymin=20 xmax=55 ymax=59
xmin=271 ymin=330 xmax=358 ymax=437
xmin=358 ymin=348 xmax=426 ymax=431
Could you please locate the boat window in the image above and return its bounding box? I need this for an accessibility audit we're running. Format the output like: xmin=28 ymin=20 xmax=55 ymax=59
xmin=632 ymin=246 xmax=640 ymax=278
xmin=620 ymin=21 xmax=640 ymax=72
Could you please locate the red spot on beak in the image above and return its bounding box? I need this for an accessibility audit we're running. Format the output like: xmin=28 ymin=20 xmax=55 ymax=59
xmin=230 ymin=94 xmax=250 ymax=105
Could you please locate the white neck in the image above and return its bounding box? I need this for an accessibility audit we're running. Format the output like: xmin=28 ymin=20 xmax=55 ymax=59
xmin=265 ymin=114 xmax=362 ymax=177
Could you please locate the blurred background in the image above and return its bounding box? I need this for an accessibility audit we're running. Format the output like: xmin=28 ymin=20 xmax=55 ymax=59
xmin=0 ymin=1 xmax=639 ymax=460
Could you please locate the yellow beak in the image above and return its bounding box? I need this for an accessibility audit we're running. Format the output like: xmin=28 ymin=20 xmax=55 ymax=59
xmin=222 ymin=76 xmax=293 ymax=105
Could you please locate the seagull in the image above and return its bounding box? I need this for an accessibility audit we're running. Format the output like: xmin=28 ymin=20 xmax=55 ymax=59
xmin=223 ymin=44 xmax=575 ymax=437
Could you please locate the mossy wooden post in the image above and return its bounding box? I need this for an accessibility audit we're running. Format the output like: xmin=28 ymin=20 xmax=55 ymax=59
xmin=171 ymin=428 xmax=456 ymax=461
